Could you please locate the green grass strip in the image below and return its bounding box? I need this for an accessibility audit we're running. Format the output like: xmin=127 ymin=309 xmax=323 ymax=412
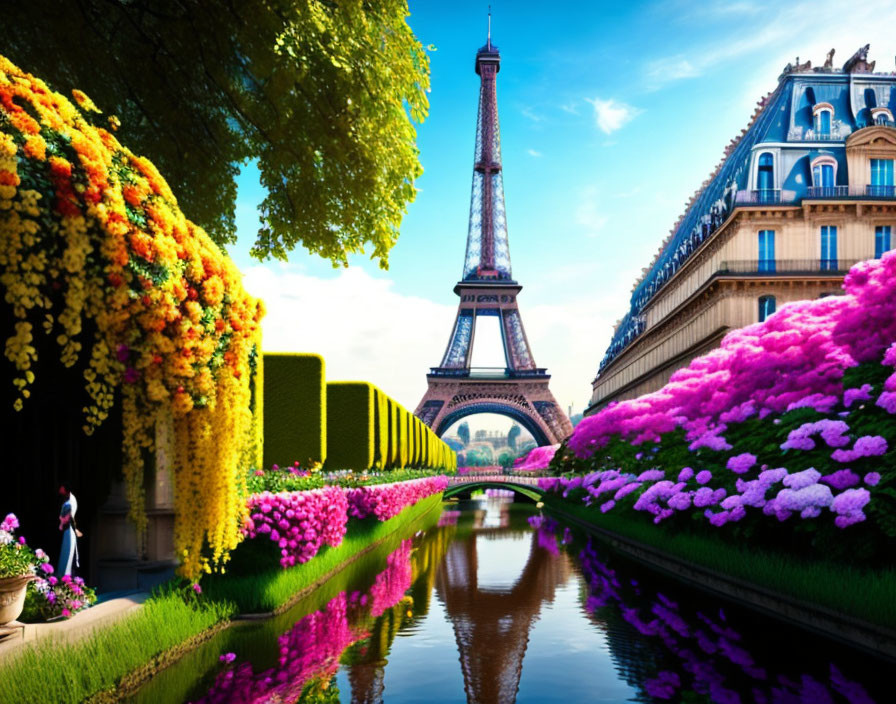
xmin=0 ymin=590 xmax=233 ymax=704
xmin=203 ymin=493 xmax=442 ymax=613
xmin=0 ymin=494 xmax=442 ymax=704
xmin=543 ymin=495 xmax=896 ymax=630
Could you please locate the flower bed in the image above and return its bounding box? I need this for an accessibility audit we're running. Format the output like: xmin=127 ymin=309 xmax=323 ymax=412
xmin=243 ymin=477 xmax=447 ymax=568
xmin=544 ymin=252 xmax=896 ymax=564
xmin=346 ymin=476 xmax=448 ymax=521
xmin=1 ymin=513 xmax=96 ymax=620
xmin=513 ymin=444 xmax=559 ymax=471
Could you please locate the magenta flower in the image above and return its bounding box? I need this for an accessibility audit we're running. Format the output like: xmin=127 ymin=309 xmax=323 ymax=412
xmin=219 ymin=652 xmax=237 ymax=663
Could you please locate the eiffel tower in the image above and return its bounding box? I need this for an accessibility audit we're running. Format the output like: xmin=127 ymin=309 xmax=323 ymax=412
xmin=415 ymin=25 xmax=573 ymax=447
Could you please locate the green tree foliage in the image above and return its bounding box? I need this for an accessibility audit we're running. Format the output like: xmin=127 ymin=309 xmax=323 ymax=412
xmin=497 ymin=449 xmax=514 ymax=468
xmin=457 ymin=421 xmax=470 ymax=447
xmin=1 ymin=0 xmax=430 ymax=265
xmin=507 ymin=423 xmax=520 ymax=451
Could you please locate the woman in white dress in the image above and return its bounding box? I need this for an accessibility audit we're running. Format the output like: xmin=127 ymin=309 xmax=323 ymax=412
xmin=57 ymin=481 xmax=79 ymax=576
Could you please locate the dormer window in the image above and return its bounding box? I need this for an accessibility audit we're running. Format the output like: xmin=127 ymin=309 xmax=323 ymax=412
xmin=813 ymin=103 xmax=834 ymax=138
xmin=871 ymin=107 xmax=894 ymax=126
xmin=811 ymin=157 xmax=836 ymax=188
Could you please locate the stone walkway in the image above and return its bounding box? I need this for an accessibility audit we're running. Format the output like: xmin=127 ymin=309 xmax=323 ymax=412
xmin=0 ymin=591 xmax=149 ymax=658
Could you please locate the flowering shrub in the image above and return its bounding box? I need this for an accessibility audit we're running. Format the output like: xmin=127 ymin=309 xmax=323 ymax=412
xmin=345 ymin=476 xmax=448 ymax=521
xmin=243 ymin=477 xmax=446 ymax=568
xmin=0 ymin=513 xmax=36 ymax=578
xmin=0 ymin=56 xmax=264 ymax=580
xmin=513 ymin=444 xmax=559 ymax=471
xmin=25 ymin=572 xmax=96 ymax=621
xmin=243 ymin=486 xmax=348 ymax=569
xmin=540 ymin=252 xmax=896 ymax=562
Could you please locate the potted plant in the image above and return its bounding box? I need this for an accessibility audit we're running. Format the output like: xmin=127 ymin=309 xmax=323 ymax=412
xmin=0 ymin=514 xmax=37 ymax=626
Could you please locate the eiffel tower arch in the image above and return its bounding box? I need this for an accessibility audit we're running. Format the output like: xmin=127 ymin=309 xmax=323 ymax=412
xmin=415 ymin=29 xmax=573 ymax=446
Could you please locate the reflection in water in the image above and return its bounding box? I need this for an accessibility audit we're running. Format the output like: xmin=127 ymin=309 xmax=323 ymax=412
xmin=436 ymin=505 xmax=572 ymax=703
xmin=194 ymin=541 xmax=414 ymax=704
xmin=133 ymin=499 xmax=887 ymax=704
xmin=534 ymin=517 xmax=883 ymax=704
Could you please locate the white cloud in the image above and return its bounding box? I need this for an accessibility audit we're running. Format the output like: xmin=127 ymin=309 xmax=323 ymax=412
xmin=560 ymin=102 xmax=579 ymax=115
xmin=241 ymin=263 xmax=631 ymax=429
xmin=646 ymin=0 xmax=896 ymax=90
xmin=243 ymin=266 xmax=456 ymax=410
xmin=527 ymin=148 xmax=543 ymax=157
xmin=521 ymin=106 xmax=544 ymax=123
xmin=585 ymin=97 xmax=643 ymax=134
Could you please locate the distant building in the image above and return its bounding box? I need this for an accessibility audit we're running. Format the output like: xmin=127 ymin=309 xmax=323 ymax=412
xmin=588 ymin=45 xmax=896 ymax=414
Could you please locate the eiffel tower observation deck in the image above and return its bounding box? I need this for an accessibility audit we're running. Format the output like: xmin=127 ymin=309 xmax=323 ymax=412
xmin=415 ymin=24 xmax=573 ymax=447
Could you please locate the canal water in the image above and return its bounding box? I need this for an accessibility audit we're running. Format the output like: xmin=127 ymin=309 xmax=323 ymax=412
xmin=130 ymin=497 xmax=888 ymax=703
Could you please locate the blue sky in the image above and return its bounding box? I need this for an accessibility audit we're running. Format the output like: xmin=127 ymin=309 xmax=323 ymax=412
xmin=228 ymin=0 xmax=896 ymax=432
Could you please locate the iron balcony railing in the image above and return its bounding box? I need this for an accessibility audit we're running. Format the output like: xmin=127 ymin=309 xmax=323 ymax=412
xmin=717 ymin=258 xmax=863 ymax=275
xmin=735 ymin=189 xmax=782 ymax=205
xmin=807 ymin=185 xmax=849 ymax=198
xmin=866 ymin=185 xmax=896 ymax=197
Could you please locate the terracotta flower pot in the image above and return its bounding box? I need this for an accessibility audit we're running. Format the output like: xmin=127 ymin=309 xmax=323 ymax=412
xmin=0 ymin=574 xmax=36 ymax=626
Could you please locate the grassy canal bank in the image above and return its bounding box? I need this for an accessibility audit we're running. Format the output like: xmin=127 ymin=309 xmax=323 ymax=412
xmin=0 ymin=494 xmax=443 ymax=704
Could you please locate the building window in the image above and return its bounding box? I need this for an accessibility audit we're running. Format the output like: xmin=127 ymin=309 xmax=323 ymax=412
xmin=872 ymin=107 xmax=894 ymax=125
xmin=758 ymin=295 xmax=776 ymax=322
xmin=820 ymin=225 xmax=838 ymax=270
xmin=757 ymin=153 xmax=774 ymax=192
xmin=815 ymin=109 xmax=832 ymax=137
xmin=870 ymin=158 xmax=895 ymax=196
xmin=758 ymin=230 xmax=775 ymax=272
xmin=812 ymin=162 xmax=835 ymax=188
xmin=876 ymin=225 xmax=892 ymax=258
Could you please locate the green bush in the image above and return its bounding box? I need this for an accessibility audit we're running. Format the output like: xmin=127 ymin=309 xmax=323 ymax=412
xmin=262 ymin=353 xmax=326 ymax=469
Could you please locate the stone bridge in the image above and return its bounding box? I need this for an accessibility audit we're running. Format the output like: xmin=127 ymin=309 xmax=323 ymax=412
xmin=444 ymin=473 xmax=548 ymax=502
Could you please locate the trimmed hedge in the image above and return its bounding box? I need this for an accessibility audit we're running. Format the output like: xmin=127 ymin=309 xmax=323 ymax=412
xmin=262 ymin=353 xmax=327 ymax=469
xmin=325 ymin=381 xmax=456 ymax=471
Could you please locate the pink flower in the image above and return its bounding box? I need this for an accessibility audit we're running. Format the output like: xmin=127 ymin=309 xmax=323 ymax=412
xmin=219 ymin=652 xmax=237 ymax=663
xmin=192 ymin=583 xmax=202 ymax=594
xmin=61 ymin=608 xmax=71 ymax=618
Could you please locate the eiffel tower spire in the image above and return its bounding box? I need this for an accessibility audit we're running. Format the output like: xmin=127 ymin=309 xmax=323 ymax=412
xmin=415 ymin=26 xmax=574 ymax=447
xmin=463 ymin=22 xmax=511 ymax=281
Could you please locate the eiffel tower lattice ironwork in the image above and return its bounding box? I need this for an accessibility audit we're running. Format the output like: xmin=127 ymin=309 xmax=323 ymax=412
xmin=415 ymin=30 xmax=573 ymax=447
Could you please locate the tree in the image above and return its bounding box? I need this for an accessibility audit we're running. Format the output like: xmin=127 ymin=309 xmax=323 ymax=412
xmin=507 ymin=423 xmax=520 ymax=451
xmin=1 ymin=0 xmax=430 ymax=265
xmin=457 ymin=421 xmax=470 ymax=447
xmin=497 ymin=450 xmax=514 ymax=468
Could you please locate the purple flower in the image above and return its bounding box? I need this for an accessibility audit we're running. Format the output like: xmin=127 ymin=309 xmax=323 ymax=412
xmin=39 ymin=563 xmax=54 ymax=574
xmin=677 ymin=467 xmax=694 ymax=482
xmin=122 ymin=367 xmax=140 ymax=384
xmin=782 ymin=468 xmax=821 ymax=490
xmin=864 ymin=472 xmax=881 ymax=486
xmin=219 ymin=652 xmax=237 ymax=663
xmin=0 ymin=514 xmax=19 ymax=532
xmin=820 ymin=469 xmax=861 ymax=491
xmin=600 ymin=500 xmax=615 ymax=513
xmin=726 ymin=453 xmax=757 ymax=474
xmin=844 ymin=384 xmax=872 ymax=408
xmin=637 ymin=469 xmax=665 ymax=482
xmin=695 ymin=470 xmax=712 ymax=485
xmin=116 ymin=343 xmax=130 ymax=362
xmin=876 ymin=391 xmax=896 ymax=414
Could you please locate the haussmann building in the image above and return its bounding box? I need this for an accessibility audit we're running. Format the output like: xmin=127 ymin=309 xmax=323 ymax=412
xmin=587 ymin=45 xmax=896 ymax=415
